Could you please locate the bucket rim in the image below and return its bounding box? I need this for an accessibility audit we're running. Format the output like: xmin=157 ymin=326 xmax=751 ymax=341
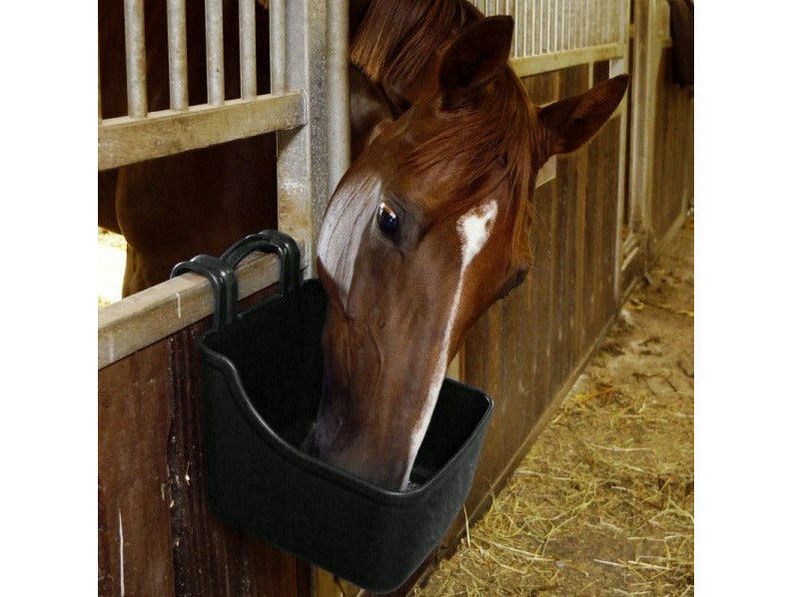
xmin=200 ymin=340 xmax=494 ymax=506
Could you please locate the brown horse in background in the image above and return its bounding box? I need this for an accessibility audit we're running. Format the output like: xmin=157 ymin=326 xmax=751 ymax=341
xmin=99 ymin=0 xmax=398 ymax=296
xmin=307 ymin=13 xmax=629 ymax=490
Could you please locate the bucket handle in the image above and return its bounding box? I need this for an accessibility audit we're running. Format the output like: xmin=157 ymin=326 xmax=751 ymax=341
xmin=170 ymin=230 xmax=301 ymax=333
xmin=170 ymin=255 xmax=239 ymax=332
xmin=220 ymin=230 xmax=301 ymax=298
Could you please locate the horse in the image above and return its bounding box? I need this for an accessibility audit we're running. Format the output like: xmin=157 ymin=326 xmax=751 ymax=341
xmin=305 ymin=13 xmax=629 ymax=491
xmin=99 ymin=0 xmax=400 ymax=296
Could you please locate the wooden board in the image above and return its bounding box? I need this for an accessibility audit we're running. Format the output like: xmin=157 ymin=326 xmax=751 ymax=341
xmin=649 ymin=48 xmax=693 ymax=253
xmin=98 ymin=286 xmax=312 ymax=596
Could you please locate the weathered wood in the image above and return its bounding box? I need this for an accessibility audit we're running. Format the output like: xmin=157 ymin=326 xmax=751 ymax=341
xmin=511 ymin=42 xmax=625 ymax=78
xmin=99 ymin=285 xmax=314 ymax=596
xmin=98 ymin=91 xmax=305 ymax=170
xmin=98 ymin=245 xmax=306 ymax=369
xmin=535 ymin=155 xmax=557 ymax=187
xmin=649 ymin=47 xmax=693 ymax=251
xmin=99 ymin=341 xmax=176 ymax=597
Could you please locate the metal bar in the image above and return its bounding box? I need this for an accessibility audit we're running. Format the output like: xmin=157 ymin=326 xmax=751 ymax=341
xmin=239 ymin=0 xmax=257 ymax=99
xmin=566 ymin=0 xmax=571 ymax=50
xmin=269 ymin=0 xmax=287 ymax=94
xmin=276 ymin=0 xmax=335 ymax=273
xmin=123 ymin=0 xmax=147 ymax=117
xmin=586 ymin=0 xmax=592 ymax=47
xmin=327 ymin=0 xmax=350 ymax=192
xmin=99 ymin=92 xmax=306 ymax=170
xmin=546 ymin=0 xmax=552 ymax=53
xmin=507 ymin=0 xmax=515 ymax=56
xmin=166 ymin=0 xmax=189 ymax=110
xmin=205 ymin=0 xmax=225 ymax=105
xmin=553 ymin=0 xmax=559 ymax=52
xmin=510 ymin=41 xmax=625 ymax=77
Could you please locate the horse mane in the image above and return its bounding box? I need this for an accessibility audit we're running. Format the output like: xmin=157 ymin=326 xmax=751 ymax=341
xmin=351 ymin=0 xmax=481 ymax=87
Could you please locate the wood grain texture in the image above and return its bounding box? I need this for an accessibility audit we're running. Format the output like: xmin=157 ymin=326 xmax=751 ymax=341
xmin=99 ymin=245 xmax=307 ymax=369
xmin=99 ymin=341 xmax=176 ymax=596
xmin=99 ymin=285 xmax=312 ymax=597
xmin=649 ymin=48 xmax=693 ymax=252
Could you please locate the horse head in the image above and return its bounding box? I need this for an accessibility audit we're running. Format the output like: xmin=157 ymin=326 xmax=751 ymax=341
xmin=308 ymin=16 xmax=628 ymax=490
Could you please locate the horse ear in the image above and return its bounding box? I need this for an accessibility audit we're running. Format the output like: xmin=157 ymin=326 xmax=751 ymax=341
xmin=439 ymin=16 xmax=514 ymax=109
xmin=538 ymin=75 xmax=629 ymax=156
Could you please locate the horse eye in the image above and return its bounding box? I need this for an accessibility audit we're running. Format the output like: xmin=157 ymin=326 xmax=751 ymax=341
xmin=376 ymin=202 xmax=400 ymax=236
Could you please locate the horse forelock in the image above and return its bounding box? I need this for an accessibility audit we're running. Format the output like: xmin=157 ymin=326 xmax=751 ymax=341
xmin=400 ymin=67 xmax=541 ymax=267
xmin=351 ymin=0 xmax=481 ymax=87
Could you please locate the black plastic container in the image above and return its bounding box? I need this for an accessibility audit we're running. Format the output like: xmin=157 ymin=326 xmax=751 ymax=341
xmin=172 ymin=231 xmax=494 ymax=593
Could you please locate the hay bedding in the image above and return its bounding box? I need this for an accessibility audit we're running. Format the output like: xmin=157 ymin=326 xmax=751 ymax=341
xmin=412 ymin=219 xmax=694 ymax=597
xmin=98 ymin=227 xmax=127 ymax=307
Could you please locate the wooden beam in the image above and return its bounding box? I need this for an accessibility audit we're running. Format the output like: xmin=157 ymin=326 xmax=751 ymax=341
xmin=535 ymin=155 xmax=557 ymax=188
xmin=98 ymin=243 xmax=307 ymax=369
xmin=510 ymin=42 xmax=625 ymax=78
xmin=98 ymin=91 xmax=306 ymax=170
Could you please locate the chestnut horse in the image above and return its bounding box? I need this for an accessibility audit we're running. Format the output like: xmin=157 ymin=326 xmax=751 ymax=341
xmin=307 ymin=14 xmax=629 ymax=490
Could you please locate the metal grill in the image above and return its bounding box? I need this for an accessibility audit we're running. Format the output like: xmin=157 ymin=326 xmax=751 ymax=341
xmin=98 ymin=0 xmax=351 ymax=264
xmin=470 ymin=0 xmax=628 ymax=77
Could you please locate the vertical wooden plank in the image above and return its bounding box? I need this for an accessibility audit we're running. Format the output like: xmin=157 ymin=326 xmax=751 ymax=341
xmin=537 ymin=178 xmax=555 ymax=415
xmin=585 ymin=123 xmax=603 ymax=342
xmin=99 ymin=342 xmax=176 ymax=597
xmin=574 ymin=142 xmax=589 ymax=360
xmin=600 ymin=119 xmax=620 ymax=324
xmin=556 ymin=64 xmax=587 ymax=388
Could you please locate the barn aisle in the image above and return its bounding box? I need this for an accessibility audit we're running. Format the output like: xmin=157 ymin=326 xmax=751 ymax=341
xmin=413 ymin=216 xmax=694 ymax=596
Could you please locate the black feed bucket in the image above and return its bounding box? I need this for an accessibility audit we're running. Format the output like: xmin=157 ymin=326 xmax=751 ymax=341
xmin=171 ymin=231 xmax=494 ymax=593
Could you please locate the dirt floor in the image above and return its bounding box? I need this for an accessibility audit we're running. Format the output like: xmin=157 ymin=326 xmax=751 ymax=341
xmin=412 ymin=217 xmax=694 ymax=596
xmin=98 ymin=228 xmax=126 ymax=307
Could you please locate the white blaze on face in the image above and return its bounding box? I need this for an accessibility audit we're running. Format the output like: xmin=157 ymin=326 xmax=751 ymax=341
xmin=402 ymin=199 xmax=498 ymax=488
xmin=317 ymin=178 xmax=382 ymax=309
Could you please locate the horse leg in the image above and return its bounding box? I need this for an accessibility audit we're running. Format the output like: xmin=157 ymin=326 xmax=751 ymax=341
xmin=121 ymin=245 xmax=177 ymax=298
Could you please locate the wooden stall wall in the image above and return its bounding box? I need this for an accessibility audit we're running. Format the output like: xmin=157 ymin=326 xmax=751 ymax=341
xmin=98 ymin=287 xmax=314 ymax=597
xmin=649 ymin=47 xmax=694 ymax=254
